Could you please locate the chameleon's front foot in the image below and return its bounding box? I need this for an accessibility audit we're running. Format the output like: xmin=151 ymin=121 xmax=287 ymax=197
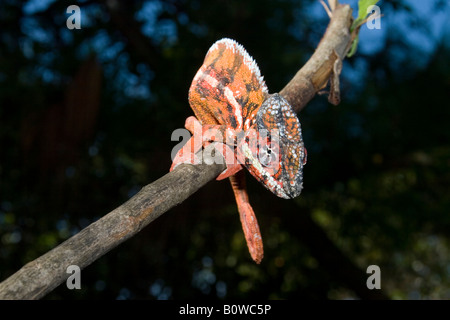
xmin=170 ymin=117 xmax=243 ymax=180
xmin=170 ymin=118 xmax=202 ymax=172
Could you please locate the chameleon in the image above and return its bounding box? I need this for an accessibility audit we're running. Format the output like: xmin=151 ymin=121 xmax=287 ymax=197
xmin=171 ymin=38 xmax=307 ymax=264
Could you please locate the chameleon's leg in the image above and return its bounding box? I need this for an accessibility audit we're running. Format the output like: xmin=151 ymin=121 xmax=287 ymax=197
xmin=170 ymin=116 xmax=208 ymax=171
xmin=205 ymin=127 xmax=246 ymax=180
xmin=229 ymin=170 xmax=264 ymax=264
xmin=205 ymin=140 xmax=243 ymax=180
xmin=171 ymin=116 xmax=242 ymax=179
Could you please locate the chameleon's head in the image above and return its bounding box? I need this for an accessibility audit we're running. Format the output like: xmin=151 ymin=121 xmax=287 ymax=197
xmin=242 ymin=93 xmax=306 ymax=199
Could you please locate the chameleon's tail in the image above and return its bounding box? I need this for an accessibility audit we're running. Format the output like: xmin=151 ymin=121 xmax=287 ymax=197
xmin=229 ymin=170 xmax=264 ymax=264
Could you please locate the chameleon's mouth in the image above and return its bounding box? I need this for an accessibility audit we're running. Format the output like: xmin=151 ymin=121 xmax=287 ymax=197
xmin=240 ymin=140 xmax=305 ymax=200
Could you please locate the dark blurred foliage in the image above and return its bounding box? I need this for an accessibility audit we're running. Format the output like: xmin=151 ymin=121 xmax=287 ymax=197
xmin=0 ymin=0 xmax=449 ymax=299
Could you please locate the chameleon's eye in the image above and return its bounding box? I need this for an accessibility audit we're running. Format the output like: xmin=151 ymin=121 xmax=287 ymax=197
xmin=258 ymin=143 xmax=278 ymax=168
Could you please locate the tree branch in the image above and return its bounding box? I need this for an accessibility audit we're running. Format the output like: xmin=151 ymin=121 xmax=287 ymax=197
xmin=0 ymin=3 xmax=362 ymax=300
xmin=0 ymin=162 xmax=225 ymax=299
xmin=281 ymin=4 xmax=353 ymax=111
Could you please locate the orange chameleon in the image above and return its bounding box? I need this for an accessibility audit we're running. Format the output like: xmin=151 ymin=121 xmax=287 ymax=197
xmin=171 ymin=38 xmax=307 ymax=263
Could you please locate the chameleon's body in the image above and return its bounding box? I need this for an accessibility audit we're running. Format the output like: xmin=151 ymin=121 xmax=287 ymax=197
xmin=171 ymin=38 xmax=306 ymax=263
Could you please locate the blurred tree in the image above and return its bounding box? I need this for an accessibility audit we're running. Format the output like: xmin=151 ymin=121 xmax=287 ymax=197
xmin=0 ymin=0 xmax=449 ymax=299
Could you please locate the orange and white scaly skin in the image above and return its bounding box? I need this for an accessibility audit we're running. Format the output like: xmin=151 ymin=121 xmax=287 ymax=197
xmin=171 ymin=38 xmax=307 ymax=264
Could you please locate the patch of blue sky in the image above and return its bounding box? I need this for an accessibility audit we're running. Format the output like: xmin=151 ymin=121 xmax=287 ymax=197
xmin=309 ymin=0 xmax=448 ymax=61
xmin=358 ymin=0 xmax=448 ymax=61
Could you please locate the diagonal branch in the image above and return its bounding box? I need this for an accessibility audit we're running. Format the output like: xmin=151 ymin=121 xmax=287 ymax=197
xmin=0 ymin=162 xmax=225 ymax=299
xmin=0 ymin=3 xmax=362 ymax=300
xmin=281 ymin=3 xmax=353 ymax=111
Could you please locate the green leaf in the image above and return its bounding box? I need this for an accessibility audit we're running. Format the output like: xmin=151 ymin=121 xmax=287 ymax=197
xmin=351 ymin=0 xmax=380 ymax=31
xmin=357 ymin=0 xmax=380 ymax=22
xmin=348 ymin=0 xmax=380 ymax=57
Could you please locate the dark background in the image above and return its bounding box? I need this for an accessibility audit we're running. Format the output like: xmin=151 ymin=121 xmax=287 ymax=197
xmin=0 ymin=0 xmax=449 ymax=299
